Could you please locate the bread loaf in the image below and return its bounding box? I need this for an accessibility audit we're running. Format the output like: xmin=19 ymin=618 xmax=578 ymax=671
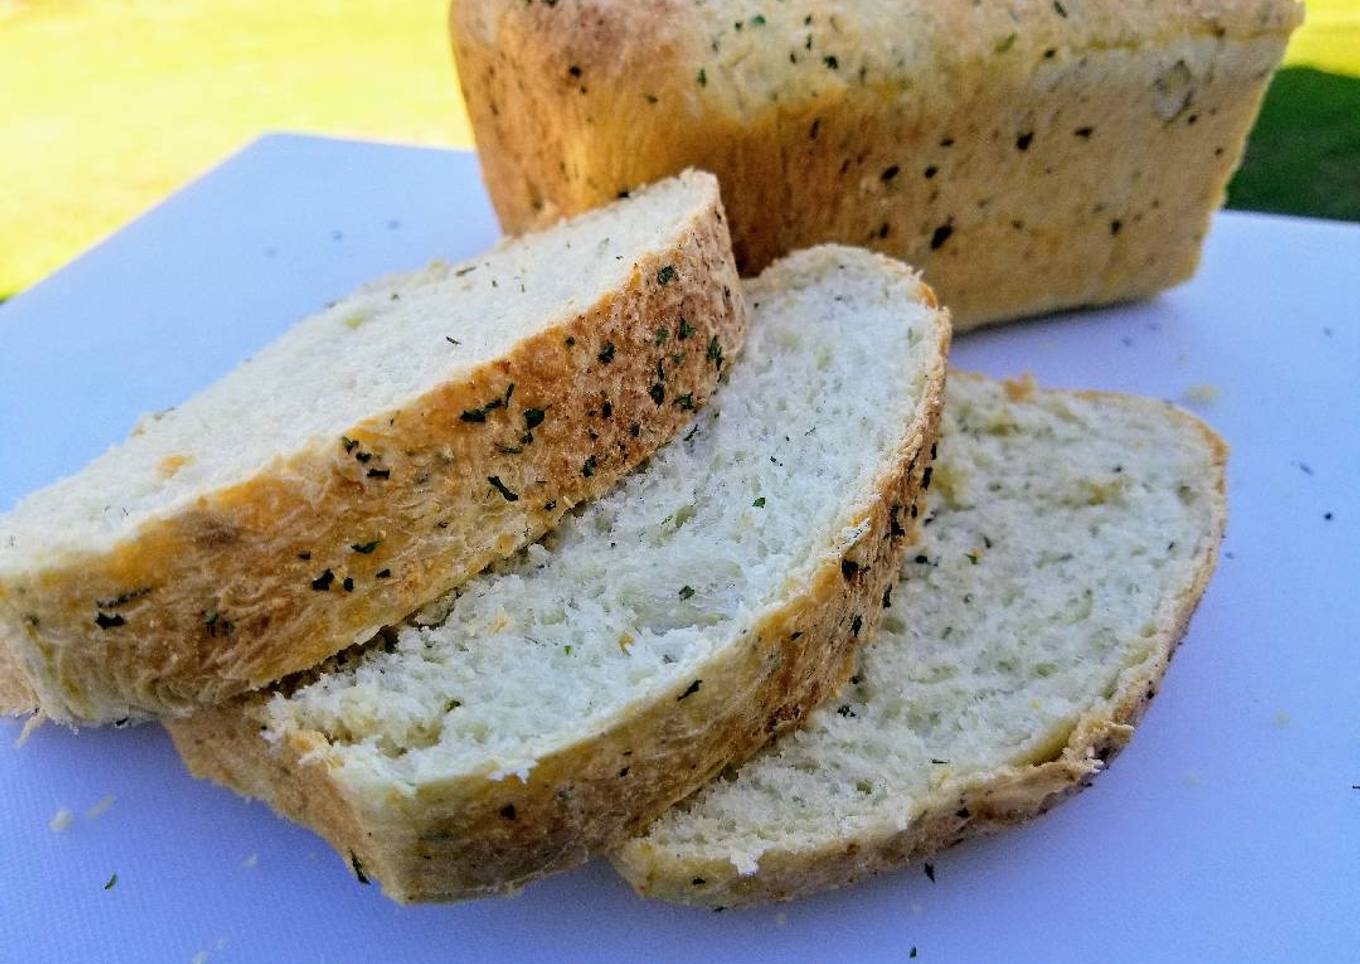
xmin=451 ymin=0 xmax=1300 ymax=327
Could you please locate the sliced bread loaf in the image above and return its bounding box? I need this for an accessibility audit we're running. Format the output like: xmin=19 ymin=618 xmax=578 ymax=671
xmin=452 ymin=0 xmax=1300 ymax=327
xmin=0 ymin=171 xmax=744 ymax=724
xmin=167 ymin=245 xmax=951 ymax=902
xmin=613 ymin=373 xmax=1227 ymax=907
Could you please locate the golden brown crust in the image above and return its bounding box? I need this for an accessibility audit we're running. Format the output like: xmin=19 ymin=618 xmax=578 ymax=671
xmin=0 ymin=641 xmax=36 ymax=717
xmin=610 ymin=385 xmax=1229 ymax=907
xmin=452 ymin=0 xmax=1299 ymax=328
xmin=167 ymin=283 xmax=951 ymax=903
xmin=1 ymin=184 xmax=745 ymax=724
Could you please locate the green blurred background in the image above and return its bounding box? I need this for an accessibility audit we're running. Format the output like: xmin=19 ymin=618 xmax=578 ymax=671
xmin=2 ymin=0 xmax=1357 ymax=301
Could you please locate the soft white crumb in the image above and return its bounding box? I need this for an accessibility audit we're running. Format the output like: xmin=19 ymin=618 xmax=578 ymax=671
xmin=1273 ymin=711 xmax=1291 ymax=728
xmin=191 ymin=952 xmax=208 ymax=964
xmin=1181 ymin=384 xmax=1220 ymax=407
xmin=1184 ymin=771 xmax=1204 ymax=787
xmin=85 ymin=795 xmax=116 ymax=820
xmin=215 ymin=938 xmax=228 ymax=951
xmin=242 ymin=853 xmax=258 ymax=868
xmin=910 ymin=901 xmax=924 ymax=916
xmin=49 ymin=807 xmax=74 ymax=832
xmin=774 ymin=911 xmax=789 ymax=927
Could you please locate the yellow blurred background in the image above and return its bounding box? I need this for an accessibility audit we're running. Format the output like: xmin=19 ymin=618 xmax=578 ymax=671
xmin=1 ymin=0 xmax=1356 ymax=298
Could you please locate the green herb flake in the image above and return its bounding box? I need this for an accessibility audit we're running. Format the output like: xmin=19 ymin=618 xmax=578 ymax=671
xmin=924 ymin=862 xmax=936 ymax=883
xmin=750 ymin=14 xmax=766 ymax=25
xmin=311 ymin=569 xmax=335 ymax=591
xmin=995 ymin=32 xmax=1017 ymax=53
xmin=965 ymin=550 xmax=980 ymax=565
xmin=350 ymin=852 xmax=370 ymax=884
xmin=706 ymin=335 xmax=724 ymax=368
xmin=654 ymin=328 xmax=669 ymax=345
xmin=678 ymin=318 xmax=695 ymax=340
xmin=697 ymin=67 xmax=707 ymax=86
xmin=487 ymin=476 xmax=520 ymax=502
xmin=103 ymin=872 xmax=118 ymax=891
xmin=910 ymin=948 xmax=918 ymax=959
xmin=675 ymin=393 xmax=695 ymax=411
xmin=649 ymin=384 xmax=665 ymax=405
xmin=351 ymin=540 xmax=383 ymax=554
xmin=582 ymin=455 xmax=598 ymax=478
xmin=94 ymin=612 xmax=126 ymax=630
xmin=677 ymin=678 xmax=702 ymax=700
xmin=679 ymin=585 xmax=696 ymax=600
xmin=460 ymin=408 xmax=488 ymax=423
xmin=598 ymin=342 xmax=616 ymax=364
xmin=524 ymin=408 xmax=546 ymax=429
xmin=341 ymin=436 xmax=359 ymax=453
xmin=657 ymin=265 xmax=678 ymax=286
xmin=752 ymin=497 xmax=766 ymax=508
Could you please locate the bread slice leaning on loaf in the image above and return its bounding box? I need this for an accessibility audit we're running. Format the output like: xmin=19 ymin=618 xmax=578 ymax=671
xmin=167 ymin=245 xmax=951 ymax=902
xmin=614 ymin=373 xmax=1227 ymax=907
xmin=452 ymin=0 xmax=1300 ymax=328
xmin=0 ymin=172 xmax=744 ymax=725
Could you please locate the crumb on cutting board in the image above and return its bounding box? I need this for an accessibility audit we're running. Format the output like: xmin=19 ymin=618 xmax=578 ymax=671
xmin=1181 ymin=383 xmax=1220 ymax=407
xmin=49 ymin=807 xmax=73 ymax=832
xmin=86 ymin=794 xmax=116 ymax=820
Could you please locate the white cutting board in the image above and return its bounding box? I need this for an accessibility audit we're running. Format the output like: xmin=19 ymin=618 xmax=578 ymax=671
xmin=1 ymin=135 xmax=1356 ymax=963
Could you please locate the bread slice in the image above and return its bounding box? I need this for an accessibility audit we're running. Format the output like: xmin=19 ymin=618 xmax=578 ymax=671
xmin=452 ymin=0 xmax=1300 ymax=328
xmin=166 ymin=245 xmax=950 ymax=902
xmin=0 ymin=172 xmax=745 ymax=725
xmin=613 ymin=373 xmax=1227 ymax=907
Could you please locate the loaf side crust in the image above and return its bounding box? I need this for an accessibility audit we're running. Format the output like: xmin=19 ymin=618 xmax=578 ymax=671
xmin=452 ymin=0 xmax=1299 ymax=327
xmin=1 ymin=180 xmax=744 ymax=724
xmin=611 ymin=378 xmax=1229 ymax=906
xmin=167 ymin=269 xmax=951 ymax=902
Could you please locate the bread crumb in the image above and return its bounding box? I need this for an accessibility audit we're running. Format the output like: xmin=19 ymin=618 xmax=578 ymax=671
xmin=86 ymin=795 xmax=116 ymax=820
xmin=774 ymin=911 xmax=789 ymax=926
xmin=215 ymin=938 xmax=229 ymax=951
xmin=1184 ymin=771 xmax=1204 ymax=787
xmin=191 ymin=952 xmax=209 ymax=964
xmin=14 ymin=713 xmax=45 ymax=748
xmin=1273 ymin=711 xmax=1291 ymax=728
xmin=242 ymin=853 xmax=258 ymax=868
xmin=910 ymin=901 xmax=924 ymax=916
xmin=1181 ymin=384 xmax=1220 ymax=407
xmin=1002 ymin=373 xmax=1036 ymax=402
xmin=49 ymin=807 xmax=74 ymax=832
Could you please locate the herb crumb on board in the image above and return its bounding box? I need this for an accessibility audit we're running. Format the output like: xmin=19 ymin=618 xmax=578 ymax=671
xmin=85 ymin=795 xmax=116 ymax=820
xmin=49 ymin=807 xmax=74 ymax=833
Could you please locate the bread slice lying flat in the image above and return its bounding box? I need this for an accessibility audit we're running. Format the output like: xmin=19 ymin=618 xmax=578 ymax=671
xmin=614 ymin=373 xmax=1227 ymax=907
xmin=0 ymin=172 xmax=744 ymax=725
xmin=167 ymin=245 xmax=950 ymax=902
xmin=453 ymin=0 xmax=1300 ymax=327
